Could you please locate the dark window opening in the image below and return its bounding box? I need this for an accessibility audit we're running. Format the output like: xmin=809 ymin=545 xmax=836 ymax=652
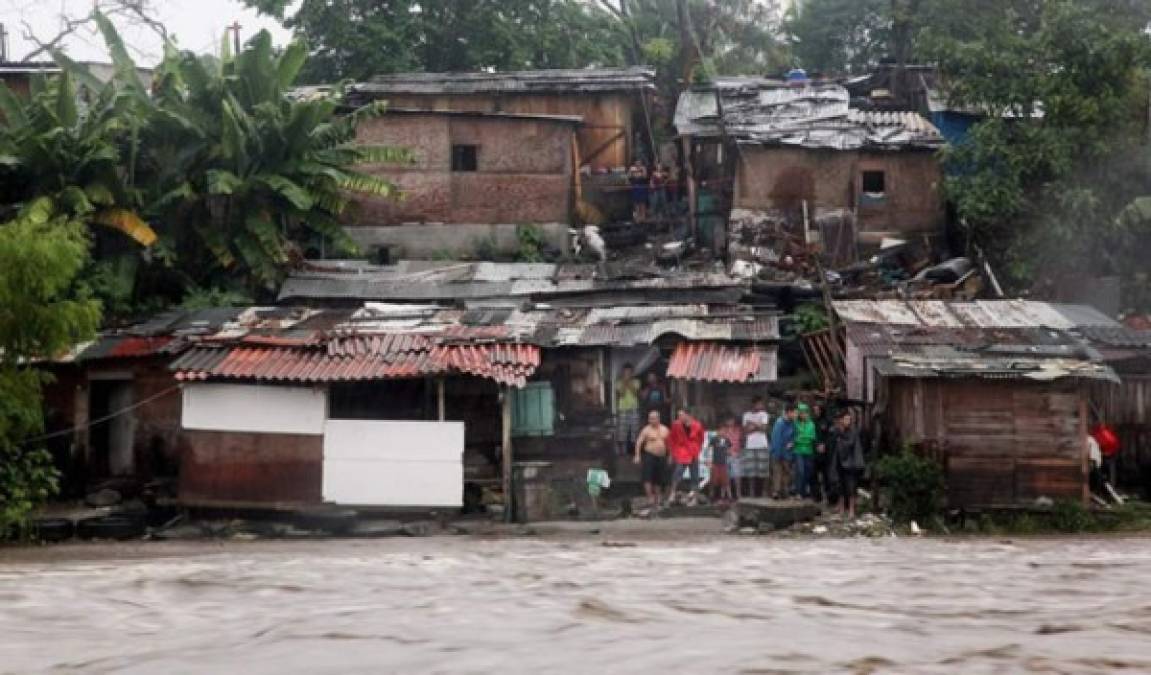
xmin=451 ymin=144 xmax=478 ymax=172
xmin=862 ymin=170 xmax=886 ymax=194
xmin=329 ymin=379 xmax=431 ymax=420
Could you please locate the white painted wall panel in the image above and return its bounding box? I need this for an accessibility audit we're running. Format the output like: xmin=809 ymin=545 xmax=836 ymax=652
xmin=182 ymin=383 xmax=326 ymax=435
xmin=322 ymin=420 xmax=463 ymax=507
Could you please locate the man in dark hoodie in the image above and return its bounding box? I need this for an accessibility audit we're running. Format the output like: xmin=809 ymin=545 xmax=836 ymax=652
xmin=830 ymin=409 xmax=866 ymax=518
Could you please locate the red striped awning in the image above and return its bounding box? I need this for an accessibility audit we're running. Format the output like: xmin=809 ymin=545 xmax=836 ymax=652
xmin=172 ymin=340 xmax=541 ymax=388
xmin=667 ymin=342 xmax=766 ymax=383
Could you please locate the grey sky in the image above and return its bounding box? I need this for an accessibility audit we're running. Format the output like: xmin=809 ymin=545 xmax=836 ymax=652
xmin=1 ymin=0 xmax=293 ymax=65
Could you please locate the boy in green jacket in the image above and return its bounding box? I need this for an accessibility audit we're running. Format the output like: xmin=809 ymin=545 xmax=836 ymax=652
xmin=793 ymin=403 xmax=817 ymax=500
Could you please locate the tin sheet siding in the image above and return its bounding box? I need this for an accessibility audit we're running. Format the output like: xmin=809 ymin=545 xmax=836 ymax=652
xmin=887 ymin=379 xmax=1087 ymax=508
xmin=1088 ymin=375 xmax=1151 ymax=484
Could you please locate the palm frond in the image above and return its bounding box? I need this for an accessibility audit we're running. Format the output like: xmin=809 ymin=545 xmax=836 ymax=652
xmin=276 ymin=41 xmax=309 ymax=90
xmin=0 ymin=83 xmax=29 ymax=127
xmin=256 ymin=174 xmax=314 ymax=210
xmin=337 ymin=171 xmax=399 ymax=198
xmin=206 ymin=169 xmax=243 ymax=195
xmin=92 ymin=208 xmax=157 ymax=247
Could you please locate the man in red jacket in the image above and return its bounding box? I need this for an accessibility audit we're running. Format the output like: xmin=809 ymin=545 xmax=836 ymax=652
xmin=668 ymin=408 xmax=705 ymax=505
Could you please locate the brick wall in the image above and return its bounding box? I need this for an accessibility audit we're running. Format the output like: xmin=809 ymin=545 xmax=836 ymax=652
xmin=734 ymin=146 xmax=945 ymax=235
xmin=351 ymin=112 xmax=574 ymax=226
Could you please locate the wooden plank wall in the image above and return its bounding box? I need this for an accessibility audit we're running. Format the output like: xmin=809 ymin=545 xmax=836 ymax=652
xmin=1087 ymin=376 xmax=1151 ymax=486
xmin=382 ymin=92 xmax=636 ymax=169
xmin=887 ymin=378 xmax=1087 ymax=508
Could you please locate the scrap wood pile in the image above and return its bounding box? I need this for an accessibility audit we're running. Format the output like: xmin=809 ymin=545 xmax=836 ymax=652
xmin=727 ymin=208 xmax=987 ymax=302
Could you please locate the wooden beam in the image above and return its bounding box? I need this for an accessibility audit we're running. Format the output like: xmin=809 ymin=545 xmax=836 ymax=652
xmin=682 ymin=135 xmax=697 ymax=238
xmin=501 ymin=387 xmax=514 ymax=523
xmin=581 ymin=129 xmax=625 ymax=166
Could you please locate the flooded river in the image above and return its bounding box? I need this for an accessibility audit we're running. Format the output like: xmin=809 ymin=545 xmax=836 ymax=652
xmin=3 ymin=534 xmax=1151 ymax=674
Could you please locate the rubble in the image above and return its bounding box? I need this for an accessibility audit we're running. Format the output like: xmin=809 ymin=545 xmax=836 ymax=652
xmin=783 ymin=512 xmax=898 ymax=538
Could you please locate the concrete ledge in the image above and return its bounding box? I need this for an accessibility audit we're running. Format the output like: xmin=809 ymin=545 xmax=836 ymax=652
xmin=345 ymin=223 xmax=570 ymax=259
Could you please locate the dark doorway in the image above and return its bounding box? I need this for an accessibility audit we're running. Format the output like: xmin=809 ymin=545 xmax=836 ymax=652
xmin=89 ymin=379 xmax=135 ymax=477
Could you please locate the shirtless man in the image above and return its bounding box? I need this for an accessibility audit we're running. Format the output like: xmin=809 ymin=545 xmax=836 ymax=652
xmin=634 ymin=409 xmax=670 ymax=508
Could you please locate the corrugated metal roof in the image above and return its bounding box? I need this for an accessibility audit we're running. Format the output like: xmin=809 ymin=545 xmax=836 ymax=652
xmin=834 ymin=300 xmax=1118 ymax=330
xmin=667 ymin=342 xmax=771 ymax=383
xmin=350 ymin=67 xmax=655 ymax=97
xmin=278 ymin=261 xmax=749 ymax=303
xmin=173 ymin=342 xmax=541 ymax=388
xmin=675 ymin=83 xmax=943 ymax=149
xmin=384 ymin=108 xmax=583 ymax=124
xmin=1078 ymin=325 xmax=1151 ymax=348
xmin=872 ymin=353 xmax=1117 ymax=383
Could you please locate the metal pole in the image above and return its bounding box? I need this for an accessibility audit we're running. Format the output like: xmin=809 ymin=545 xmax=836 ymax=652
xmin=437 ymin=378 xmax=446 ymax=421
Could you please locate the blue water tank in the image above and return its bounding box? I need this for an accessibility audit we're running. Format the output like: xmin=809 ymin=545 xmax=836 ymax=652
xmin=786 ymin=68 xmax=809 ymax=84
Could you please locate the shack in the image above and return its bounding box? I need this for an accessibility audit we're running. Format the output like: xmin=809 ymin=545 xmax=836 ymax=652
xmin=347 ymin=109 xmax=581 ymax=259
xmin=674 ymin=81 xmax=946 ymax=257
xmin=44 ymin=261 xmax=780 ymax=516
xmin=38 ymin=308 xmax=258 ymax=497
xmin=347 ymin=67 xmax=656 ymax=222
xmin=1079 ymin=325 xmax=1151 ymax=491
xmin=833 ymin=300 xmax=1120 ymax=508
xmin=347 ymin=67 xmax=655 ymax=171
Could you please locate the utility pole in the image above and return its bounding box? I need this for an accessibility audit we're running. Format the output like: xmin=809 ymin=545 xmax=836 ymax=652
xmin=228 ymin=20 xmax=242 ymax=55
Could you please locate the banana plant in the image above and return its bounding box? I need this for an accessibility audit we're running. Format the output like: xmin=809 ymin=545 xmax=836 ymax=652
xmin=142 ymin=30 xmax=410 ymax=289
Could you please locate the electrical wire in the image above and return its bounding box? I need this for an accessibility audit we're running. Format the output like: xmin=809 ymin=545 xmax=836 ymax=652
xmin=19 ymin=384 xmax=182 ymax=446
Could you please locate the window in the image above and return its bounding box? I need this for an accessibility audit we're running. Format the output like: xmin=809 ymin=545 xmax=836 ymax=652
xmin=511 ymin=382 xmax=555 ymax=436
xmin=451 ymin=144 xmax=478 ymax=172
xmin=861 ymin=170 xmax=886 ymax=195
xmin=860 ymin=170 xmax=886 ymax=206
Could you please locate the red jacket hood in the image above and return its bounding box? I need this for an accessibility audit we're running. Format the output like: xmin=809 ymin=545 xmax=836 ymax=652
xmin=669 ymin=419 xmax=705 ymax=463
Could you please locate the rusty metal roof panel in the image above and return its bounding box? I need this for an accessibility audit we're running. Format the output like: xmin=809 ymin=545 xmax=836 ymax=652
xmin=727 ymin=316 xmax=781 ymax=341
xmin=667 ymin=342 xmax=772 ymax=383
xmin=172 ymin=342 xmax=541 ymax=388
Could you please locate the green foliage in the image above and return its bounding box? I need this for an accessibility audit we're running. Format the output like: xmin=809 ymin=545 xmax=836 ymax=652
xmin=874 ymin=449 xmax=945 ymax=525
xmin=180 ymin=286 xmax=254 ymax=310
xmin=515 ymin=224 xmax=546 ymax=263
xmin=793 ymin=303 xmax=829 ymax=334
xmin=1050 ymin=500 xmax=1093 ymax=533
xmin=474 ymin=235 xmax=500 ymax=262
xmin=784 ymin=0 xmax=890 ymax=75
xmin=924 ymin=0 xmax=1151 ymax=293
xmin=0 ymin=200 xmax=100 ymax=535
xmin=244 ymin=0 xmax=627 ymax=83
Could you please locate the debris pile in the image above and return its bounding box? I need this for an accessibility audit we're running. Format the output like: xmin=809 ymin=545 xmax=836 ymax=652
xmin=728 ymin=207 xmax=985 ymax=303
xmin=783 ymin=512 xmax=898 ymax=538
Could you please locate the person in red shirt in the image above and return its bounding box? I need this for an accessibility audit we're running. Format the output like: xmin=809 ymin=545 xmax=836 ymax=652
xmin=667 ymin=408 xmax=705 ymax=505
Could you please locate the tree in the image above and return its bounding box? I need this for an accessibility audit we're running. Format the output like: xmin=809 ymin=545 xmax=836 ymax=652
xmin=921 ymin=0 xmax=1151 ymax=291
xmin=0 ymin=199 xmax=101 ymax=535
xmin=244 ymin=0 xmax=626 ymax=83
xmin=139 ymin=32 xmax=410 ymax=293
xmin=783 ymin=0 xmax=890 ymax=75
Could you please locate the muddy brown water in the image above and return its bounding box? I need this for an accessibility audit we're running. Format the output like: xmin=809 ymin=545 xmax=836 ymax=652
xmin=2 ymin=535 xmax=1151 ymax=674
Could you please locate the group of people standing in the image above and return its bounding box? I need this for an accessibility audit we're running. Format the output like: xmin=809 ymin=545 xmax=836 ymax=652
xmin=618 ymin=365 xmax=867 ymax=517
xmin=627 ymin=160 xmax=680 ymax=223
